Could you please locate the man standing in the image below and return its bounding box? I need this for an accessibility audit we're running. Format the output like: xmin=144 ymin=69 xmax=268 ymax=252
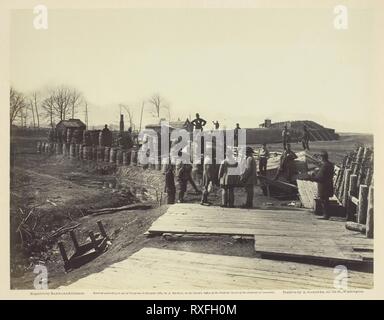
xmin=258 ymin=143 xmax=270 ymax=176
xmin=100 ymin=124 xmax=112 ymax=147
xmin=191 ymin=113 xmax=207 ymax=131
xmin=176 ymin=160 xmax=189 ymax=203
xmin=282 ymin=124 xmax=290 ymax=150
xmin=212 ymin=120 xmax=220 ymax=130
xmin=234 ymin=123 xmax=241 ymax=147
xmin=201 ymin=153 xmax=215 ymax=205
xmin=307 ymin=151 xmax=334 ymax=219
xmin=164 ymin=164 xmax=176 ymax=204
xmin=301 ymin=125 xmax=310 ymax=150
xmin=274 ymin=143 xmax=297 ymax=183
xmin=218 ymin=154 xmax=239 ymax=208
xmin=240 ymin=147 xmax=257 ymax=208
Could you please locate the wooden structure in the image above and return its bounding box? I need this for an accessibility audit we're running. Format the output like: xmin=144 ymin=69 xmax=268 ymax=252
xmin=333 ymin=147 xmax=374 ymax=238
xmin=61 ymin=248 xmax=372 ymax=290
xmin=58 ymin=220 xmax=110 ymax=272
xmin=148 ymin=204 xmax=373 ymax=267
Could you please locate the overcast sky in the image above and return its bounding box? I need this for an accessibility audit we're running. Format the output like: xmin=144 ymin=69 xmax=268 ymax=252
xmin=10 ymin=7 xmax=375 ymax=132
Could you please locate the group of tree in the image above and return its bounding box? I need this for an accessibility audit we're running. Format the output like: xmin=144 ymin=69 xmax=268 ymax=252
xmin=10 ymin=85 xmax=85 ymax=128
xmin=11 ymin=86 xmax=172 ymax=130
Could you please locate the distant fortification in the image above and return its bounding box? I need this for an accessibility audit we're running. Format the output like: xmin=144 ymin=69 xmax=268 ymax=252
xmin=246 ymin=119 xmax=339 ymax=145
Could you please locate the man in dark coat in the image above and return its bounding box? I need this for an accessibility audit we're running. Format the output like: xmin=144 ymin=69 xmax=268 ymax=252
xmin=301 ymin=125 xmax=310 ymax=150
xmin=218 ymin=155 xmax=239 ymax=208
xmin=191 ymin=113 xmax=207 ymax=131
xmin=308 ymin=150 xmax=334 ymax=219
xmin=282 ymin=124 xmax=290 ymax=150
xmin=274 ymin=143 xmax=298 ymax=183
xmin=240 ymin=147 xmax=257 ymax=208
xmin=164 ymin=164 xmax=176 ymax=204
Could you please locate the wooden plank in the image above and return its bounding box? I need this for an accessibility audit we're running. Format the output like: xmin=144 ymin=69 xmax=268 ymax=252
xmin=297 ymin=179 xmax=317 ymax=209
xmin=62 ymin=248 xmax=373 ymax=290
xmin=254 ymin=235 xmax=371 ymax=265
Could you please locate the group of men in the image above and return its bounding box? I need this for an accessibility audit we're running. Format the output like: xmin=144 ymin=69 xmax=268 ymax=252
xmin=164 ymin=145 xmax=258 ymax=209
xmin=164 ymin=115 xmax=334 ymax=219
xmin=282 ymin=124 xmax=311 ymax=151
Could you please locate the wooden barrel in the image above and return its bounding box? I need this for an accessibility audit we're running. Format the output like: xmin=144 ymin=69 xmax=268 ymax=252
xmin=75 ymin=144 xmax=80 ymax=159
xmin=131 ymin=149 xmax=137 ymax=166
xmin=122 ymin=152 xmax=128 ymax=165
xmin=110 ymin=148 xmax=117 ymax=163
xmin=116 ymin=149 xmax=122 ymax=165
xmin=37 ymin=141 xmax=41 ymax=154
xmin=92 ymin=146 xmax=98 ymax=161
xmin=69 ymin=144 xmax=76 ymax=159
xmin=82 ymin=146 xmax=89 ymax=160
xmin=125 ymin=150 xmax=131 ymax=165
xmin=55 ymin=143 xmax=62 ymax=155
xmin=104 ymin=147 xmax=110 ymax=162
xmin=97 ymin=146 xmax=104 ymax=162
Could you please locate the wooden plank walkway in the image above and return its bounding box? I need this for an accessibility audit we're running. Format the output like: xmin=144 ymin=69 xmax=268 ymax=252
xmin=148 ymin=204 xmax=373 ymax=264
xmin=149 ymin=204 xmax=342 ymax=237
xmin=62 ymin=248 xmax=373 ymax=290
xmin=254 ymin=235 xmax=373 ymax=264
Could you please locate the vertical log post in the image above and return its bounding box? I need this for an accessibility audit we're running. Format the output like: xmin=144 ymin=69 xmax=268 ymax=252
xmin=357 ymin=184 xmax=369 ymax=224
xmin=346 ymin=174 xmax=358 ymax=221
xmin=342 ymin=168 xmax=351 ymax=208
xmin=366 ymin=186 xmax=374 ymax=239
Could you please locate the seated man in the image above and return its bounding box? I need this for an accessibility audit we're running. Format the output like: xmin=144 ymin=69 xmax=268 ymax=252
xmin=274 ymin=143 xmax=297 ymax=184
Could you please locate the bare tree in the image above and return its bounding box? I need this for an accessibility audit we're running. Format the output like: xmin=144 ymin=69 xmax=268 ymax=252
xmin=10 ymin=87 xmax=27 ymax=126
xmin=148 ymin=93 xmax=169 ymax=119
xmin=43 ymin=86 xmax=83 ymax=123
xmin=31 ymin=92 xmax=40 ymax=128
xmin=41 ymin=95 xmax=55 ymax=128
xmin=69 ymin=88 xmax=83 ymax=118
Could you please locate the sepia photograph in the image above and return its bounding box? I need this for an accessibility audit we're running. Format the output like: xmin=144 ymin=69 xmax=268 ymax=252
xmin=3 ymin=0 xmax=382 ymax=299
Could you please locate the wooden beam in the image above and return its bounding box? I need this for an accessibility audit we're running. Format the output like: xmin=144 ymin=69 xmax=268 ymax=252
xmin=345 ymin=221 xmax=366 ymax=233
xmin=366 ymin=186 xmax=374 ymax=239
xmin=357 ymin=185 xmax=368 ymax=224
xmin=343 ymin=169 xmax=351 ymax=219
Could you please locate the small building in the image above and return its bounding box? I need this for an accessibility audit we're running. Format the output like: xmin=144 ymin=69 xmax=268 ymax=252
xmin=56 ymin=119 xmax=86 ymax=132
xmin=56 ymin=119 xmax=86 ymax=144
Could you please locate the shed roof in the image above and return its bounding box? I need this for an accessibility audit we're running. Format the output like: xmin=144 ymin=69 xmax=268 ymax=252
xmin=57 ymin=119 xmax=86 ymax=129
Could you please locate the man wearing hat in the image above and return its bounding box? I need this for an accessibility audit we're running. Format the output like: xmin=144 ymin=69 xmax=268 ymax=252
xmin=240 ymin=147 xmax=257 ymax=208
xmin=306 ymin=150 xmax=334 ymax=219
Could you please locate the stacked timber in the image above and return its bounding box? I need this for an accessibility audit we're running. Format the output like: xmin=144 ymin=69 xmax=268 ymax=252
xmin=335 ymin=146 xmax=374 ymax=238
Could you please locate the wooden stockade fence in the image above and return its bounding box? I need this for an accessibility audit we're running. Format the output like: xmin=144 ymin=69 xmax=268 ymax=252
xmin=36 ymin=141 xmax=164 ymax=172
xmin=333 ymin=146 xmax=374 ymax=239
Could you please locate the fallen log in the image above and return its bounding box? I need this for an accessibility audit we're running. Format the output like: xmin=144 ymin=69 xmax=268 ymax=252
xmin=47 ymin=223 xmax=81 ymax=239
xmin=88 ymin=203 xmax=153 ymax=216
xmin=345 ymin=221 xmax=366 ymax=233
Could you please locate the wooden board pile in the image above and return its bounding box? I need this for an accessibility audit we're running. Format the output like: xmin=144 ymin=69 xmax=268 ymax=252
xmin=333 ymin=146 xmax=374 ymax=238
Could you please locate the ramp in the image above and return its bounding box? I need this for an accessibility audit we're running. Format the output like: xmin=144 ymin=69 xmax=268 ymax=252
xmin=62 ymin=248 xmax=373 ymax=290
